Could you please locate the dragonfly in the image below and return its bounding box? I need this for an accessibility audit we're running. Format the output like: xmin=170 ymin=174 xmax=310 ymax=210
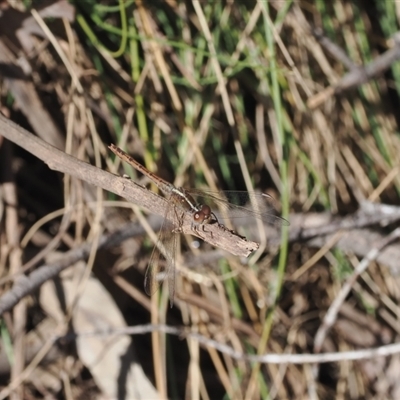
xmin=109 ymin=144 xmax=289 ymax=307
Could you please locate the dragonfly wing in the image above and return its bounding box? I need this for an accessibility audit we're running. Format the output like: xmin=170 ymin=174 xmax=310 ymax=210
xmin=168 ymin=233 xmax=176 ymax=307
xmin=187 ymin=190 xmax=289 ymax=227
xmin=144 ymin=204 xmax=178 ymax=306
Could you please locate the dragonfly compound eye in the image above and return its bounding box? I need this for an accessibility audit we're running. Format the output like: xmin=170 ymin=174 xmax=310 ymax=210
xmin=194 ymin=205 xmax=211 ymax=223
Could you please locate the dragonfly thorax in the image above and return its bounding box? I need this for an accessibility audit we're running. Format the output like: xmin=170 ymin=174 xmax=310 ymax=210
xmin=171 ymin=187 xmax=199 ymax=212
xmin=170 ymin=188 xmax=212 ymax=226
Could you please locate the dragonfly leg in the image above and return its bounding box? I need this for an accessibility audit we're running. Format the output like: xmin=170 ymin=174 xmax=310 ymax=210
xmin=210 ymin=211 xmax=219 ymax=223
xmin=171 ymin=206 xmax=185 ymax=233
xmin=190 ymin=220 xmax=213 ymax=239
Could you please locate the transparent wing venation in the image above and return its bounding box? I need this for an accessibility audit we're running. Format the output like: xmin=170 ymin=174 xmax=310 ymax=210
xmin=186 ymin=190 xmax=289 ymax=227
xmin=144 ymin=205 xmax=178 ymax=306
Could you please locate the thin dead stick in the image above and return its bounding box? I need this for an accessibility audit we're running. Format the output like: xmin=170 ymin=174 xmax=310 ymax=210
xmin=308 ymin=29 xmax=400 ymax=108
xmin=59 ymin=323 xmax=400 ymax=364
xmin=0 ymin=221 xmax=145 ymax=315
xmin=0 ymin=113 xmax=259 ymax=257
xmin=5 ymin=320 xmax=400 ymax=399
xmin=312 ymin=227 xmax=400 ymax=376
xmin=287 ymin=202 xmax=400 ymax=244
xmin=0 ymin=114 xmax=261 ymax=315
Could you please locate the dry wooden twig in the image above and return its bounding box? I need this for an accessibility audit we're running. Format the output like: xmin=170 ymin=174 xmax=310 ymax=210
xmin=0 ymin=113 xmax=262 ymax=314
xmin=0 ymin=113 xmax=259 ymax=257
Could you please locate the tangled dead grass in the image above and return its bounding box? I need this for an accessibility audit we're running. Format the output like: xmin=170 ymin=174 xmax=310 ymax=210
xmin=1 ymin=1 xmax=400 ymax=398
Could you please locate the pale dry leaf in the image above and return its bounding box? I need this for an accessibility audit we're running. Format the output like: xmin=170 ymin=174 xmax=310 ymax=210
xmin=40 ymin=262 xmax=160 ymax=399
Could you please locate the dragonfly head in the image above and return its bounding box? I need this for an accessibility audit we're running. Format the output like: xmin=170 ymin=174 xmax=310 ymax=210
xmin=193 ymin=204 xmax=212 ymax=224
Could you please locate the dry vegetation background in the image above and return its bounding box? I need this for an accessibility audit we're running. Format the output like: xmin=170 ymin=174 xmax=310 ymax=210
xmin=1 ymin=0 xmax=400 ymax=399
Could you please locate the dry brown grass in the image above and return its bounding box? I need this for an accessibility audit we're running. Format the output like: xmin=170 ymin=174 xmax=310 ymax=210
xmin=1 ymin=0 xmax=400 ymax=399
